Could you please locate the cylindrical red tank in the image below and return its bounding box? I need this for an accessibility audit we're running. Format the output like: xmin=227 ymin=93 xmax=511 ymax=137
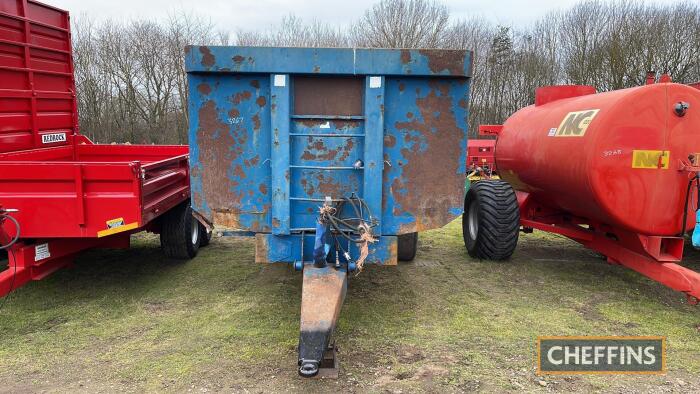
xmin=497 ymin=82 xmax=700 ymax=236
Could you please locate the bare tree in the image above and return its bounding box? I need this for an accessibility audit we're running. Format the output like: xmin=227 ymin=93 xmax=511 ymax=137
xmin=71 ymin=0 xmax=700 ymax=144
xmin=236 ymin=15 xmax=348 ymax=47
xmin=350 ymin=0 xmax=450 ymax=48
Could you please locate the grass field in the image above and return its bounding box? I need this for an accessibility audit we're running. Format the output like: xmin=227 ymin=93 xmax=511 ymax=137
xmin=0 ymin=218 xmax=699 ymax=393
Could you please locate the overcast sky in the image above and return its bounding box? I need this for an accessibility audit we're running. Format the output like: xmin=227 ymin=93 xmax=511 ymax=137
xmin=51 ymin=0 xmax=682 ymax=33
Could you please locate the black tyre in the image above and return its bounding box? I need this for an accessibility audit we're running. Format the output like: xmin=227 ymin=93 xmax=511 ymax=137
xmin=160 ymin=201 xmax=200 ymax=259
xmin=199 ymin=223 xmax=212 ymax=247
xmin=397 ymin=232 xmax=418 ymax=261
xmin=463 ymin=180 xmax=519 ymax=260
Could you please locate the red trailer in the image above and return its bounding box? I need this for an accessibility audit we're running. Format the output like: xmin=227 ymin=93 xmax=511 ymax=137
xmin=466 ymin=139 xmax=497 ymax=176
xmin=0 ymin=1 xmax=204 ymax=297
xmin=463 ymin=78 xmax=700 ymax=304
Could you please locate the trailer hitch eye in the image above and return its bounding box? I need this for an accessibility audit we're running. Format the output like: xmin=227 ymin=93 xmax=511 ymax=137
xmin=674 ymin=101 xmax=689 ymax=117
xmin=298 ymin=360 xmax=319 ymax=377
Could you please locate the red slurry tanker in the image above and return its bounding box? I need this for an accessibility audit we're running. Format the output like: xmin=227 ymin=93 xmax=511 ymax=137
xmin=465 ymin=78 xmax=700 ymax=304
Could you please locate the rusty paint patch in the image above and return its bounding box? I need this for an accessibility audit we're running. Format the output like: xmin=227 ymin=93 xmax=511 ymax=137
xmin=259 ymin=183 xmax=268 ymax=195
xmin=233 ymin=164 xmax=245 ymax=178
xmin=256 ymin=96 xmax=266 ymax=107
xmin=399 ymin=82 xmax=405 ymax=92
xmin=193 ymin=191 xmax=203 ymax=209
xmin=387 ymin=237 xmax=398 ymax=265
xmin=299 ymin=171 xmax=360 ymax=198
xmin=255 ymin=234 xmax=269 ymax=263
xmin=196 ymin=100 xmax=256 ymax=225
xmin=316 ymin=176 xmax=346 ymax=197
xmin=418 ymin=49 xmax=465 ymax=76
xmin=300 ymin=265 xmax=347 ymax=334
xmin=197 ymin=101 xmax=237 ymax=212
xmin=213 ymin=210 xmax=242 ymax=229
xmin=252 ymin=114 xmax=261 ymax=131
xmin=197 ymin=83 xmax=212 ymax=95
xmin=230 ymin=90 xmax=252 ymax=105
xmin=300 ymin=137 xmax=354 ymax=162
xmin=400 ymin=50 xmax=411 ymax=65
xmin=214 ymin=209 xmax=269 ymax=233
xmin=382 ymin=153 xmax=391 ymax=213
xmin=392 ymin=81 xmax=464 ymax=233
xmin=199 ymin=46 xmax=215 ymax=67
xmin=250 ymin=79 xmax=260 ymax=89
xmin=384 ymin=134 xmax=396 ymax=148
xmin=233 ymin=55 xmax=245 ymax=64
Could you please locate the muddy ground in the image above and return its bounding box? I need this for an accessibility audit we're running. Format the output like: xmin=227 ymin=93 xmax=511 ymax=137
xmin=0 ymin=218 xmax=698 ymax=393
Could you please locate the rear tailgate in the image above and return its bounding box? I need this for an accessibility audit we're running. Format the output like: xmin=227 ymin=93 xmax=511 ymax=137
xmin=0 ymin=144 xmax=189 ymax=238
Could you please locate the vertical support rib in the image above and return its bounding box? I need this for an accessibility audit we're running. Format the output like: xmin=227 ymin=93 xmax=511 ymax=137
xmin=298 ymin=265 xmax=347 ymax=377
xmin=74 ymin=165 xmax=85 ymax=225
xmin=363 ymin=76 xmax=385 ymax=235
xmin=270 ymin=74 xmax=291 ymax=235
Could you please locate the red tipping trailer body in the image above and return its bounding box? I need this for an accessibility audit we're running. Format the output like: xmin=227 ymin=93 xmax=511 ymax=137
xmin=467 ymin=139 xmax=496 ymax=173
xmin=493 ymin=82 xmax=700 ymax=302
xmin=0 ymin=0 xmax=191 ymax=297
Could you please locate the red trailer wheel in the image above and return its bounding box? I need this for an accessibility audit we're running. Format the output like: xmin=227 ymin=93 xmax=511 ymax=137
xmin=463 ymin=180 xmax=519 ymax=260
xmin=199 ymin=223 xmax=212 ymax=247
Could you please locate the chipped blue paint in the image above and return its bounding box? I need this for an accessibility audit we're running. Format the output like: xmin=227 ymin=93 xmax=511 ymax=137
xmin=187 ymin=47 xmax=471 ymax=264
xmin=271 ymin=74 xmax=290 ymax=234
xmin=363 ymin=75 xmax=385 ymax=234
xmin=186 ymin=47 xmax=472 ymax=77
xmin=259 ymin=233 xmax=398 ymax=266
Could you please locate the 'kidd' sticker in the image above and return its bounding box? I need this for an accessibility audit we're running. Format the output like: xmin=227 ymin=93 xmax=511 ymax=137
xmin=97 ymin=218 xmax=138 ymax=237
xmin=41 ymin=132 xmax=67 ymax=144
xmin=106 ymin=218 xmax=125 ymax=229
xmin=554 ymin=109 xmax=600 ymax=137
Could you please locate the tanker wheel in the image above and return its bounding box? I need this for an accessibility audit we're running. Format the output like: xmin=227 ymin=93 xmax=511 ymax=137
xmin=463 ymin=180 xmax=519 ymax=260
xmin=199 ymin=223 xmax=212 ymax=247
xmin=160 ymin=201 xmax=201 ymax=259
xmin=397 ymin=232 xmax=418 ymax=261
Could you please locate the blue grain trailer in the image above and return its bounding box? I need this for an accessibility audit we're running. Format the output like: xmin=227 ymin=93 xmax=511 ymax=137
xmin=186 ymin=46 xmax=471 ymax=376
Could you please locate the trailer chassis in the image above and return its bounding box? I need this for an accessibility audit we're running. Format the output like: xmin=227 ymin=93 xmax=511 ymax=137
xmin=517 ymin=192 xmax=700 ymax=304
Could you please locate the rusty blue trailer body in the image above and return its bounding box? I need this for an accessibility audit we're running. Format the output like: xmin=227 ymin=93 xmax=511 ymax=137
xmin=186 ymin=47 xmax=472 ymax=265
xmin=186 ymin=46 xmax=471 ymax=376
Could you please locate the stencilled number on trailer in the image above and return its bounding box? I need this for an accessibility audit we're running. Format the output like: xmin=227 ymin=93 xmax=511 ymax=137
xmin=227 ymin=117 xmax=243 ymax=125
xmin=603 ymin=149 xmax=623 ymax=157
xmin=35 ymin=243 xmax=50 ymax=261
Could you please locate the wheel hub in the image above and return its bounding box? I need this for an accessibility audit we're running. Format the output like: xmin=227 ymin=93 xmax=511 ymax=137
xmin=468 ymin=202 xmax=478 ymax=240
xmin=191 ymin=219 xmax=199 ymax=245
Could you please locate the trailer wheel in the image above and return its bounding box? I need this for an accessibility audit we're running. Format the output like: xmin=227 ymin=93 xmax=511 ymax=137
xmin=463 ymin=180 xmax=519 ymax=260
xmin=397 ymin=232 xmax=418 ymax=261
xmin=199 ymin=223 xmax=212 ymax=247
xmin=160 ymin=202 xmax=200 ymax=259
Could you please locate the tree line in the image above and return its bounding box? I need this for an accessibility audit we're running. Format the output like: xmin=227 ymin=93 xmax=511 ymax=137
xmin=72 ymin=0 xmax=700 ymax=143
